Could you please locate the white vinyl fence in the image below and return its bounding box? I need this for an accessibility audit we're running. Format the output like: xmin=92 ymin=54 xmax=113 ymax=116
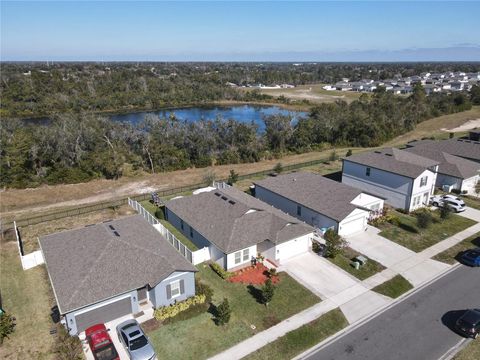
xmin=128 ymin=198 xmax=210 ymax=265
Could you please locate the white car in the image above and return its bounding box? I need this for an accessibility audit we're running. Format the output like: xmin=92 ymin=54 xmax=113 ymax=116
xmin=430 ymin=195 xmax=466 ymax=213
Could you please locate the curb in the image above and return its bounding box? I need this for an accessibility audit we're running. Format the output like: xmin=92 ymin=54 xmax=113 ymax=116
xmin=438 ymin=338 xmax=472 ymax=360
xmin=293 ymin=263 xmax=462 ymax=360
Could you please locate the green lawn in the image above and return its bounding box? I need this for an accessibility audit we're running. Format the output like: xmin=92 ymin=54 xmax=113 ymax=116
xmin=377 ymin=210 xmax=476 ymax=252
xmin=453 ymin=339 xmax=480 ymax=360
xmin=433 ymin=232 xmax=480 ymax=264
xmin=461 ymin=196 xmax=480 ymax=211
xmin=327 ymin=247 xmax=385 ymax=280
xmin=0 ymin=243 xmax=55 ymax=359
xmin=140 ymin=200 xmax=198 ymax=251
xmin=144 ymin=265 xmax=320 ymax=360
xmin=243 ymin=308 xmax=348 ymax=360
xmin=372 ymin=275 xmax=413 ymax=299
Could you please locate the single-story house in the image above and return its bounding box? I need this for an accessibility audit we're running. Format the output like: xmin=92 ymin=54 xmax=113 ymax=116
xmin=254 ymin=172 xmax=384 ymax=237
xmin=405 ymin=146 xmax=479 ymax=194
xmin=39 ymin=215 xmax=197 ymax=335
xmin=406 ymin=138 xmax=480 ymax=163
xmin=165 ymin=186 xmax=314 ymax=270
xmin=342 ymin=148 xmax=439 ymax=212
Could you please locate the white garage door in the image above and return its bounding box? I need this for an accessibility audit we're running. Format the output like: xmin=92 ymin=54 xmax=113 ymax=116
xmin=275 ymin=235 xmax=310 ymax=262
xmin=339 ymin=216 xmax=366 ymax=236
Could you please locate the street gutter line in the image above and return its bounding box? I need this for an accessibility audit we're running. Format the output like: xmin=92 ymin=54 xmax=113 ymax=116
xmin=438 ymin=338 xmax=471 ymax=360
xmin=293 ymin=263 xmax=462 ymax=360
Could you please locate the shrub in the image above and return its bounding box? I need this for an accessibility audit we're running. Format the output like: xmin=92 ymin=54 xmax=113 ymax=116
xmin=439 ymin=205 xmax=451 ymax=220
xmin=416 ymin=210 xmax=433 ymax=229
xmin=312 ymin=240 xmax=322 ymax=253
xmin=268 ymin=268 xmax=277 ymax=277
xmin=195 ymin=278 xmax=214 ymax=302
xmin=324 ymin=229 xmax=348 ymax=258
xmin=329 ymin=149 xmax=338 ymax=161
xmin=346 ymin=149 xmax=353 ymax=157
xmin=53 ymin=325 xmax=83 ymax=360
xmin=210 ymin=262 xmax=233 ymax=279
xmin=154 ymin=295 xmax=206 ymax=321
xmin=273 ymin=162 xmax=283 ymax=174
xmin=262 ymin=279 xmax=275 ymax=306
xmin=451 ymin=188 xmax=461 ymax=195
xmin=215 ymin=298 xmax=231 ymax=326
xmin=227 ymin=169 xmax=239 ymax=185
xmin=155 ymin=207 xmax=165 ymax=220
xmin=0 ymin=312 xmax=16 ymax=344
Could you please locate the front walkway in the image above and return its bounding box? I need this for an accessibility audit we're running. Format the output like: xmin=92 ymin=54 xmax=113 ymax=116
xmin=208 ymin=209 xmax=480 ymax=360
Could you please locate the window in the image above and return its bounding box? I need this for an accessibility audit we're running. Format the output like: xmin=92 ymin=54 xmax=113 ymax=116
xmin=189 ymin=226 xmax=193 ymax=238
xmin=234 ymin=251 xmax=241 ymax=264
xmin=420 ymin=176 xmax=428 ymax=187
xmin=170 ymin=280 xmax=181 ymax=298
xmin=243 ymin=248 xmax=250 ymax=261
xmin=366 ymin=167 xmax=371 ymax=176
xmin=180 ymin=219 xmax=184 ymax=230
xmin=297 ymin=205 xmax=302 ymax=216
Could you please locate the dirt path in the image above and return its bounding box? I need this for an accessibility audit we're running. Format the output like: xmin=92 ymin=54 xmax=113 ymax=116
xmin=0 ymin=150 xmax=345 ymax=217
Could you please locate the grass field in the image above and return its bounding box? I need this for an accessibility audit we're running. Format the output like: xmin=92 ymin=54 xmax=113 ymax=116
xmin=327 ymin=247 xmax=385 ymax=281
xmin=145 ymin=265 xmax=320 ymax=360
xmin=377 ymin=210 xmax=476 ymax=252
xmin=243 ymin=308 xmax=348 ymax=360
xmin=453 ymin=339 xmax=480 ymax=360
xmin=372 ymin=275 xmax=414 ymax=299
xmin=433 ymin=232 xmax=480 ymax=264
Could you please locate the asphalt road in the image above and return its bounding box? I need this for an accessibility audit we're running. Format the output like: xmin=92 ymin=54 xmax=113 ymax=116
xmin=305 ymin=265 xmax=480 ymax=360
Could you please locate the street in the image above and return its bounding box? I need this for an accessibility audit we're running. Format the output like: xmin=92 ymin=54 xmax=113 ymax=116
xmin=304 ymin=265 xmax=480 ymax=360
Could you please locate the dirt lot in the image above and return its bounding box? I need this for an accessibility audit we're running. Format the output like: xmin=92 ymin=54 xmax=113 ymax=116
xmin=0 ymin=149 xmax=350 ymax=216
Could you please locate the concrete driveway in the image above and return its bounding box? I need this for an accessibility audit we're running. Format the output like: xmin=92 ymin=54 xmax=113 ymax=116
xmin=459 ymin=206 xmax=480 ymax=222
xmin=280 ymin=252 xmax=391 ymax=323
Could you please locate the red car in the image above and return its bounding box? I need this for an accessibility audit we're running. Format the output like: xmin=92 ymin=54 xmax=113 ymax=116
xmin=85 ymin=324 xmax=120 ymax=360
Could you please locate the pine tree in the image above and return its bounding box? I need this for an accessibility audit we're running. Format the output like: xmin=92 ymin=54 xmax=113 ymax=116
xmin=216 ymin=298 xmax=231 ymax=326
xmin=262 ymin=279 xmax=275 ymax=306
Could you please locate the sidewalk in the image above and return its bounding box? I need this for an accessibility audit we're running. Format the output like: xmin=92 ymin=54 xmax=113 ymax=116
xmin=208 ymin=213 xmax=480 ymax=360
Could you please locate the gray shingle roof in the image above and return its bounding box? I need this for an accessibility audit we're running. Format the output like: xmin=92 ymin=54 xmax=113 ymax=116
xmin=254 ymin=172 xmax=363 ymax=222
xmin=406 ymin=139 xmax=480 ymax=162
xmin=165 ymin=187 xmax=313 ymax=254
xmin=404 ymin=146 xmax=479 ymax=179
xmin=39 ymin=215 xmax=196 ymax=314
xmin=344 ymin=148 xmax=439 ymax=178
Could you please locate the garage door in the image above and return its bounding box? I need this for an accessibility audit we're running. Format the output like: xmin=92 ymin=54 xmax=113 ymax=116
xmin=75 ymin=297 xmax=132 ymax=333
xmin=339 ymin=216 xmax=365 ymax=236
xmin=276 ymin=236 xmax=310 ymax=262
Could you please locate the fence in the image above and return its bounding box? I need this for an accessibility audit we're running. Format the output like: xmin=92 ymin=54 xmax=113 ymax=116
xmin=2 ymin=154 xmax=336 ymax=231
xmin=128 ymin=198 xmax=210 ymax=265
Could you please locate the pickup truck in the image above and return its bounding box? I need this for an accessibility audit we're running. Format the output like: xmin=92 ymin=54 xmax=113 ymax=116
xmin=86 ymin=324 xmax=120 ymax=360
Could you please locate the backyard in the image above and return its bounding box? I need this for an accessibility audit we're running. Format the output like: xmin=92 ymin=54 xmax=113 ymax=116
xmin=143 ymin=264 xmax=320 ymax=360
xmin=327 ymin=247 xmax=385 ymax=280
xmin=377 ymin=210 xmax=476 ymax=252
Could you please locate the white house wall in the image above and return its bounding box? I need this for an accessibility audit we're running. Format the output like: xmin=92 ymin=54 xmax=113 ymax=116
xmin=342 ymin=160 xmax=413 ymax=210
xmin=338 ymin=208 xmax=368 ymax=236
xmin=226 ymin=244 xmax=257 ymax=270
xmin=255 ymin=185 xmax=338 ymax=231
xmin=461 ymin=176 xmax=479 ymax=194
xmin=410 ymin=168 xmax=437 ymax=211
xmin=274 ymin=233 xmax=311 ymax=262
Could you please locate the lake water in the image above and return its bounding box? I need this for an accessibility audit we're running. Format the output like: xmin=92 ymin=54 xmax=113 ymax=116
xmin=21 ymin=105 xmax=308 ymax=131
xmin=109 ymin=105 xmax=307 ymax=130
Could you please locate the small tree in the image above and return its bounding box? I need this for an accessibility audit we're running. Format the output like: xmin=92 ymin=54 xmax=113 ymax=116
xmin=262 ymin=279 xmax=275 ymax=306
xmin=346 ymin=149 xmax=353 ymax=157
xmin=215 ymin=298 xmax=231 ymax=326
xmin=203 ymin=169 xmax=216 ymax=185
xmin=273 ymin=162 xmax=283 ymax=174
xmin=324 ymin=229 xmax=348 ymax=258
xmin=449 ymin=132 xmax=454 ymax=139
xmin=439 ymin=204 xmax=451 ymax=220
xmin=227 ymin=169 xmax=239 ymax=185
xmin=416 ymin=210 xmax=432 ymax=229
xmin=0 ymin=312 xmax=16 ymax=344
xmin=329 ymin=149 xmax=338 ymax=161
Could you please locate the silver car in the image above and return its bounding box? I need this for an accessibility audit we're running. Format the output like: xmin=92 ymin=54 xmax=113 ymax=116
xmin=116 ymin=319 xmax=156 ymax=360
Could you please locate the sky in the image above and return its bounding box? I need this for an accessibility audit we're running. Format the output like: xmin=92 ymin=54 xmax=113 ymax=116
xmin=1 ymin=1 xmax=480 ymax=61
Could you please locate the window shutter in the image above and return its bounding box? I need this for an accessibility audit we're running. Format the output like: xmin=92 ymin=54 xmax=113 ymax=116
xmin=166 ymin=284 xmax=172 ymax=299
xmin=180 ymin=279 xmax=185 ymax=294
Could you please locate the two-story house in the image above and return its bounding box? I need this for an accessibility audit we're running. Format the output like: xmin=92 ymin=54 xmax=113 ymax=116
xmin=342 ymin=148 xmax=439 ymax=212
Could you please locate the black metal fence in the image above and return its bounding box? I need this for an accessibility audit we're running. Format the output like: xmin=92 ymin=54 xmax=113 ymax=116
xmin=2 ymin=155 xmax=333 ymax=230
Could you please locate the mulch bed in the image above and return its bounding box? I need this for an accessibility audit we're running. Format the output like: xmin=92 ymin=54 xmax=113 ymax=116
xmin=228 ymin=263 xmax=280 ymax=285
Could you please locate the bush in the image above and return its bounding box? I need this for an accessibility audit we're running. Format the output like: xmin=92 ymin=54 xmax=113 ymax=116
xmin=346 ymin=149 xmax=353 ymax=157
xmin=154 ymin=295 xmax=206 ymax=321
xmin=195 ymin=278 xmax=214 ymax=302
xmin=227 ymin=169 xmax=239 ymax=185
xmin=0 ymin=312 xmax=16 ymax=344
xmin=155 ymin=207 xmax=165 ymax=220
xmin=268 ymin=268 xmax=277 ymax=277
xmin=439 ymin=205 xmax=451 ymax=220
xmin=329 ymin=149 xmax=338 ymax=161
xmin=215 ymin=298 xmax=231 ymax=326
xmin=53 ymin=325 xmax=83 ymax=360
xmin=416 ymin=210 xmax=433 ymax=229
xmin=312 ymin=240 xmax=322 ymax=254
xmin=273 ymin=162 xmax=283 ymax=174
xmin=324 ymin=229 xmax=348 ymax=258
xmin=262 ymin=279 xmax=275 ymax=306
xmin=210 ymin=262 xmax=233 ymax=279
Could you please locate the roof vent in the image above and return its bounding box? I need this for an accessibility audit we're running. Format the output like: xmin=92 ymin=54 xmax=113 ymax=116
xmin=221 ymin=196 xmax=228 ymax=201
xmin=109 ymin=225 xmax=116 ymax=230
xmin=228 ymin=200 xmax=236 ymax=205
xmin=113 ymin=231 xmax=120 ymax=237
xmin=214 ymin=192 xmax=221 ymax=197
xmin=374 ymin=150 xmax=382 ymax=154
xmin=385 ymin=153 xmax=393 ymax=157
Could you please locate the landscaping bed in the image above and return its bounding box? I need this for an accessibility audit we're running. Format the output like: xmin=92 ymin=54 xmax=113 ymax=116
xmin=243 ymin=308 xmax=348 ymax=360
xmin=326 ymin=247 xmax=385 ymax=280
xmin=143 ymin=265 xmax=320 ymax=360
xmin=377 ymin=210 xmax=476 ymax=252
xmin=433 ymin=232 xmax=480 ymax=264
xmin=228 ymin=264 xmax=279 ymax=285
xmin=372 ymin=275 xmax=413 ymax=299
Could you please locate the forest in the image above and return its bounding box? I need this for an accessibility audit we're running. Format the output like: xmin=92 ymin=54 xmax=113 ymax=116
xmin=1 ymin=81 xmax=477 ymax=189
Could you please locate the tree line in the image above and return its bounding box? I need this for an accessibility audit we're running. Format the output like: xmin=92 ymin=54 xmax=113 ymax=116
xmin=1 ymin=84 xmax=475 ymax=189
